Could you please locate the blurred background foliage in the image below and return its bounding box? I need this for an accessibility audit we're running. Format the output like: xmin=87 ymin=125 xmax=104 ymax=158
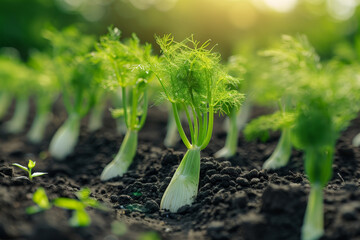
xmin=0 ymin=0 xmax=359 ymax=60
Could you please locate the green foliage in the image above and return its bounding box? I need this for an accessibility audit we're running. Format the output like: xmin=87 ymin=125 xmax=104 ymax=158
xmin=244 ymin=111 xmax=294 ymax=142
xmin=0 ymin=55 xmax=35 ymax=98
xmin=139 ymin=232 xmax=161 ymax=240
xmin=27 ymin=188 xmax=108 ymax=227
xmin=291 ymin=98 xmax=336 ymax=150
xmin=12 ymin=160 xmax=47 ymax=182
xmin=26 ymin=188 xmax=51 ymax=214
xmin=94 ymin=27 xmax=153 ymax=91
xmin=154 ymin=34 xmax=243 ymax=115
xmin=44 ymin=26 xmax=100 ymax=116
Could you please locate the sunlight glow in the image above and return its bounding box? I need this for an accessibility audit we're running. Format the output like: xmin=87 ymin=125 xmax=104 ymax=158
xmin=263 ymin=0 xmax=298 ymax=13
xmin=326 ymin=0 xmax=358 ymax=21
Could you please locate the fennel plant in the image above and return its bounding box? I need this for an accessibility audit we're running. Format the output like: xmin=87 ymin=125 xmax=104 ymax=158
xmin=95 ymin=27 xmax=154 ymax=181
xmin=153 ymin=34 xmax=243 ymax=212
xmin=27 ymin=52 xmax=58 ymax=143
xmin=44 ymin=27 xmax=101 ymax=160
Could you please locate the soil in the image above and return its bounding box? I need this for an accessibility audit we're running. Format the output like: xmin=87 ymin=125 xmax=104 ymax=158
xmin=1 ymin=101 xmax=360 ymax=240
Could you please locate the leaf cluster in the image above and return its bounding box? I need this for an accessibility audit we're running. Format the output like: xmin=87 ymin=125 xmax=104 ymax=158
xmin=154 ymin=34 xmax=243 ymax=115
xmin=93 ymin=27 xmax=153 ymax=91
xmin=0 ymin=55 xmax=36 ymax=98
xmin=12 ymin=160 xmax=47 ymax=182
xmin=26 ymin=188 xmax=108 ymax=227
xmin=44 ymin=26 xmax=101 ymax=116
xmin=245 ymin=35 xmax=360 ymax=151
xmin=253 ymin=35 xmax=321 ymax=105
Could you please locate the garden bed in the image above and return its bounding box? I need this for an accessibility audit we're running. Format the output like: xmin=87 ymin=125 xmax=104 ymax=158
xmin=1 ymin=104 xmax=360 ymax=240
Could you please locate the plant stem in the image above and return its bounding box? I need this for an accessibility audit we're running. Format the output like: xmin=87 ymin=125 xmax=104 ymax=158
xmin=301 ymin=183 xmax=324 ymax=240
xmin=101 ymin=129 xmax=138 ymax=181
xmin=172 ymin=103 xmax=192 ymax=149
xmin=236 ymin=100 xmax=251 ymax=130
xmin=215 ymin=108 xmax=238 ymax=158
xmin=352 ymin=132 xmax=360 ymax=147
xmin=27 ymin=112 xmax=51 ymax=144
xmin=262 ymin=128 xmax=292 ymax=169
xmin=200 ymin=106 xmax=214 ymax=150
xmin=0 ymin=92 xmax=11 ymax=120
xmin=160 ymin=147 xmax=201 ymax=212
xmin=88 ymin=99 xmax=105 ymax=132
xmin=49 ymin=113 xmax=81 ymax=160
xmin=3 ymin=98 xmax=29 ymax=134
xmin=164 ymin=107 xmax=179 ymax=148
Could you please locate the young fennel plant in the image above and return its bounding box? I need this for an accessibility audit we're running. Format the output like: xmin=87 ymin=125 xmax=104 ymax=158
xmin=94 ymin=27 xmax=154 ymax=181
xmin=26 ymin=52 xmax=59 ymax=143
xmin=153 ymin=34 xmax=243 ymax=212
xmin=245 ymin=36 xmax=360 ymax=239
xmin=292 ymin=64 xmax=360 ymax=240
xmin=244 ymin=35 xmax=321 ymax=170
xmin=0 ymin=56 xmax=34 ymax=134
xmin=215 ymin=55 xmax=247 ymax=158
xmin=44 ymin=27 xmax=101 ymax=160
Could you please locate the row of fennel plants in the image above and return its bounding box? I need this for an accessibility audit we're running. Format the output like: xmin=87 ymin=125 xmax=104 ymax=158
xmin=2 ymin=27 xmax=360 ymax=240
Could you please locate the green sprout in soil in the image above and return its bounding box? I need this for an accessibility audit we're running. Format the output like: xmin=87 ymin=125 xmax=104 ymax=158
xmin=26 ymin=51 xmax=59 ymax=144
xmin=94 ymin=27 xmax=154 ymax=181
xmin=0 ymin=55 xmax=34 ymax=134
xmin=27 ymin=187 xmax=108 ymax=227
xmin=244 ymin=35 xmax=360 ymax=240
xmin=153 ymin=34 xmax=243 ymax=212
xmin=44 ymin=26 xmax=103 ymax=160
xmin=26 ymin=187 xmax=52 ymax=214
xmin=214 ymin=55 xmax=247 ymax=158
xmin=244 ymin=35 xmax=321 ymax=170
xmin=12 ymin=160 xmax=47 ymax=182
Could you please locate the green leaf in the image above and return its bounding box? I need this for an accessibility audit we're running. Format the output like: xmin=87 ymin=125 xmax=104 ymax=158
xmin=110 ymin=108 xmax=125 ymax=118
xmin=69 ymin=209 xmax=91 ymax=227
xmin=138 ymin=231 xmax=161 ymax=240
xmin=33 ymin=188 xmax=51 ymax=209
xmin=31 ymin=172 xmax=48 ymax=178
xmin=244 ymin=111 xmax=294 ymax=141
xmin=28 ymin=160 xmax=36 ymax=169
xmin=26 ymin=205 xmax=44 ymax=215
xmin=53 ymin=198 xmax=84 ymax=210
xmin=12 ymin=163 xmax=28 ymax=172
xmin=76 ymin=188 xmax=91 ymax=201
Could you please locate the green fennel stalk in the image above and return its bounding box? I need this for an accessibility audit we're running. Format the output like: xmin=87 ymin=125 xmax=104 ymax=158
xmin=95 ymin=27 xmax=153 ymax=180
xmin=44 ymin=26 xmax=100 ymax=160
xmin=153 ymin=34 xmax=243 ymax=212
xmin=27 ymin=52 xmax=58 ymax=143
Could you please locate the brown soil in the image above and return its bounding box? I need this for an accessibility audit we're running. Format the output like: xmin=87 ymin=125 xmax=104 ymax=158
xmin=1 ymin=103 xmax=360 ymax=240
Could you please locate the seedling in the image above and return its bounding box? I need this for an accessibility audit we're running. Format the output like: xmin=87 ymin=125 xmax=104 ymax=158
xmin=26 ymin=51 xmax=58 ymax=144
xmin=153 ymin=34 xmax=243 ymax=212
xmin=27 ymin=187 xmax=108 ymax=227
xmin=94 ymin=27 xmax=154 ymax=180
xmin=54 ymin=188 xmax=108 ymax=227
xmin=26 ymin=187 xmax=52 ymax=214
xmin=243 ymin=35 xmax=360 ymax=240
xmin=215 ymin=55 xmax=247 ymax=158
xmin=13 ymin=160 xmax=47 ymax=182
xmin=44 ymin=26 xmax=103 ymax=160
xmin=0 ymin=56 xmax=34 ymax=134
xmin=244 ymin=35 xmax=321 ymax=170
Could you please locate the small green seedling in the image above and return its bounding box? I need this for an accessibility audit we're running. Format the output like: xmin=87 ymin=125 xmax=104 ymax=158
xmin=27 ymin=187 xmax=108 ymax=227
xmin=26 ymin=187 xmax=52 ymax=214
xmin=53 ymin=188 xmax=108 ymax=227
xmin=13 ymin=160 xmax=47 ymax=181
